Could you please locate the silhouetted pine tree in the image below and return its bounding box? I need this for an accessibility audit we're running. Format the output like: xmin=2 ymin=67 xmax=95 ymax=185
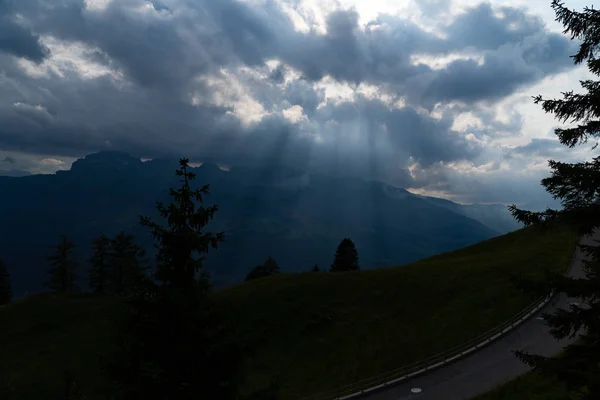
xmin=89 ymin=235 xmax=111 ymax=294
xmin=0 ymin=259 xmax=11 ymax=305
xmin=107 ymin=232 xmax=148 ymax=296
xmin=245 ymin=256 xmax=280 ymax=281
xmin=330 ymin=238 xmax=360 ymax=272
xmin=312 ymin=264 xmax=320 ymax=272
xmin=104 ymin=158 xmax=245 ymax=400
xmin=263 ymin=256 xmax=279 ymax=274
xmin=46 ymin=235 xmax=78 ymax=292
xmin=508 ymin=2 xmax=600 ymax=398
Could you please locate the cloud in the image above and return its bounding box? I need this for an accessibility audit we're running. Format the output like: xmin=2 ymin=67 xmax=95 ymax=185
xmin=274 ymin=3 xmax=577 ymax=106
xmin=0 ymin=8 xmax=50 ymax=63
xmin=409 ymin=133 xmax=595 ymax=205
xmin=3 ymin=0 xmax=288 ymax=95
xmin=417 ymin=0 xmax=451 ymax=17
xmin=445 ymin=3 xmax=543 ymax=50
xmin=0 ymin=149 xmax=74 ymax=175
xmin=0 ymin=0 xmax=590 ymax=204
xmin=409 ymin=31 xmax=574 ymax=105
xmin=418 ymin=167 xmax=553 ymax=205
xmin=511 ymin=138 xmax=563 ymax=158
xmin=7 ymin=0 xmax=575 ymax=102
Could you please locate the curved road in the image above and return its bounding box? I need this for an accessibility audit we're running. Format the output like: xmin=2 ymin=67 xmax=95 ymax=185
xmin=361 ymin=230 xmax=598 ymax=400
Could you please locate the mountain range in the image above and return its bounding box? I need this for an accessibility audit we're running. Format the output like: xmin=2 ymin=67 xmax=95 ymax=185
xmin=0 ymin=151 xmax=526 ymax=296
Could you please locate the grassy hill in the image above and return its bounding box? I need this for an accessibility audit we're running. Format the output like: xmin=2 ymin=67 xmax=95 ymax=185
xmin=474 ymin=370 xmax=571 ymax=400
xmin=474 ymin=346 xmax=583 ymax=400
xmin=0 ymin=225 xmax=578 ymax=399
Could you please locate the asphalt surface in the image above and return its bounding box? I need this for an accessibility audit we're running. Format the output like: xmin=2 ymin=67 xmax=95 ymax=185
xmin=361 ymin=230 xmax=598 ymax=400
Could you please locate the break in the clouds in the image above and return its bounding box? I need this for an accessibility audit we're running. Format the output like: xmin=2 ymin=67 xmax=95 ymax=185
xmin=0 ymin=0 xmax=595 ymax=204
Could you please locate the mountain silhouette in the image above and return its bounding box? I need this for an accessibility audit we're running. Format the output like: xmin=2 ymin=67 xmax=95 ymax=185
xmin=0 ymin=151 xmax=512 ymax=296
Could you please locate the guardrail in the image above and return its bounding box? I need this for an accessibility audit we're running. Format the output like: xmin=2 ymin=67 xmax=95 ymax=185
xmin=299 ymin=249 xmax=577 ymax=400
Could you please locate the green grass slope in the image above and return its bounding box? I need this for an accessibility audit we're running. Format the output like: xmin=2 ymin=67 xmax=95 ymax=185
xmin=474 ymin=347 xmax=584 ymax=400
xmin=473 ymin=371 xmax=572 ymax=400
xmin=0 ymin=293 xmax=121 ymax=400
xmin=215 ymin=225 xmax=578 ymax=398
xmin=0 ymin=225 xmax=578 ymax=400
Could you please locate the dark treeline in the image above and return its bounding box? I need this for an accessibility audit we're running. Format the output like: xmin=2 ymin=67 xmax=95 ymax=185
xmin=507 ymin=2 xmax=600 ymax=399
xmin=43 ymin=229 xmax=362 ymax=290
xmin=14 ymin=158 xmax=364 ymax=399
xmin=0 ymin=258 xmax=11 ymax=306
xmin=30 ymin=159 xmax=278 ymax=399
xmin=243 ymin=238 xmax=360 ymax=282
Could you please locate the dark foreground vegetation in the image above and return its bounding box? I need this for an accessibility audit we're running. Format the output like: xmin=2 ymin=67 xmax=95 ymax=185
xmin=0 ymin=222 xmax=577 ymax=399
xmin=477 ymin=1 xmax=600 ymax=399
xmin=475 ymin=369 xmax=571 ymax=400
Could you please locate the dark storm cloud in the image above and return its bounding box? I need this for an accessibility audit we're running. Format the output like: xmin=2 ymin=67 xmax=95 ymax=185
xmin=5 ymin=0 xmax=576 ymax=102
xmin=275 ymin=4 xmax=577 ymax=105
xmin=0 ymin=43 xmax=475 ymax=189
xmin=0 ymin=0 xmax=582 ymax=197
xmin=1 ymin=156 xmax=15 ymax=164
xmin=510 ymin=138 xmax=564 ymax=158
xmin=0 ymin=61 xmax=233 ymax=158
xmin=0 ymin=10 xmax=49 ymax=62
xmin=445 ymin=3 xmax=543 ymax=50
xmin=5 ymin=0 xmax=285 ymax=93
xmin=412 ymin=38 xmax=568 ymax=105
xmin=279 ymin=11 xmax=436 ymax=86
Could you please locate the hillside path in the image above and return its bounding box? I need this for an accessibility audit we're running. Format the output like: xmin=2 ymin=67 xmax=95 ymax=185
xmin=360 ymin=229 xmax=599 ymax=400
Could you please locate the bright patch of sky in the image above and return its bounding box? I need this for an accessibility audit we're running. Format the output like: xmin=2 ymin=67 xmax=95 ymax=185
xmin=18 ymin=36 xmax=123 ymax=81
xmin=84 ymin=0 xmax=114 ymax=12
xmin=195 ymin=68 xmax=269 ymax=125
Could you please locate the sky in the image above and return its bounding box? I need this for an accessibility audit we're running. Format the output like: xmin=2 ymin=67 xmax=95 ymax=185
xmin=0 ymin=0 xmax=596 ymax=205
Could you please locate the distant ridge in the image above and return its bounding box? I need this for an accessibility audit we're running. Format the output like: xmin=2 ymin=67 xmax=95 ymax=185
xmin=1 ymin=151 xmax=512 ymax=296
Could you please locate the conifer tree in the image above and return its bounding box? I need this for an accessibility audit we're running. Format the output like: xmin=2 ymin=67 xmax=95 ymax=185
xmin=46 ymin=235 xmax=78 ymax=292
xmin=245 ymin=256 xmax=280 ymax=281
xmin=508 ymin=2 xmax=600 ymax=397
xmin=89 ymin=235 xmax=111 ymax=294
xmin=107 ymin=232 xmax=148 ymax=296
xmin=262 ymin=256 xmax=280 ymax=275
xmin=104 ymin=158 xmax=243 ymax=400
xmin=0 ymin=259 xmax=12 ymax=305
xmin=312 ymin=263 xmax=320 ymax=272
xmin=330 ymin=238 xmax=360 ymax=272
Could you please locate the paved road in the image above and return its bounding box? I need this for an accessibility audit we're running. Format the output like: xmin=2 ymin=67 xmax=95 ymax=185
xmin=362 ymin=230 xmax=598 ymax=400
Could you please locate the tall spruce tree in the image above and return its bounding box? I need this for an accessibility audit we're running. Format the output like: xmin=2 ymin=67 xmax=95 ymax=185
xmin=508 ymin=2 xmax=600 ymax=397
xmin=330 ymin=238 xmax=360 ymax=272
xmin=0 ymin=259 xmax=12 ymax=305
xmin=107 ymin=232 xmax=148 ymax=296
xmin=46 ymin=235 xmax=78 ymax=292
xmin=89 ymin=235 xmax=111 ymax=294
xmin=104 ymin=158 xmax=244 ymax=400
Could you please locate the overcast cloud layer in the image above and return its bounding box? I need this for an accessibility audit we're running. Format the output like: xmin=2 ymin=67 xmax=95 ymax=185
xmin=0 ymin=0 xmax=596 ymax=204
